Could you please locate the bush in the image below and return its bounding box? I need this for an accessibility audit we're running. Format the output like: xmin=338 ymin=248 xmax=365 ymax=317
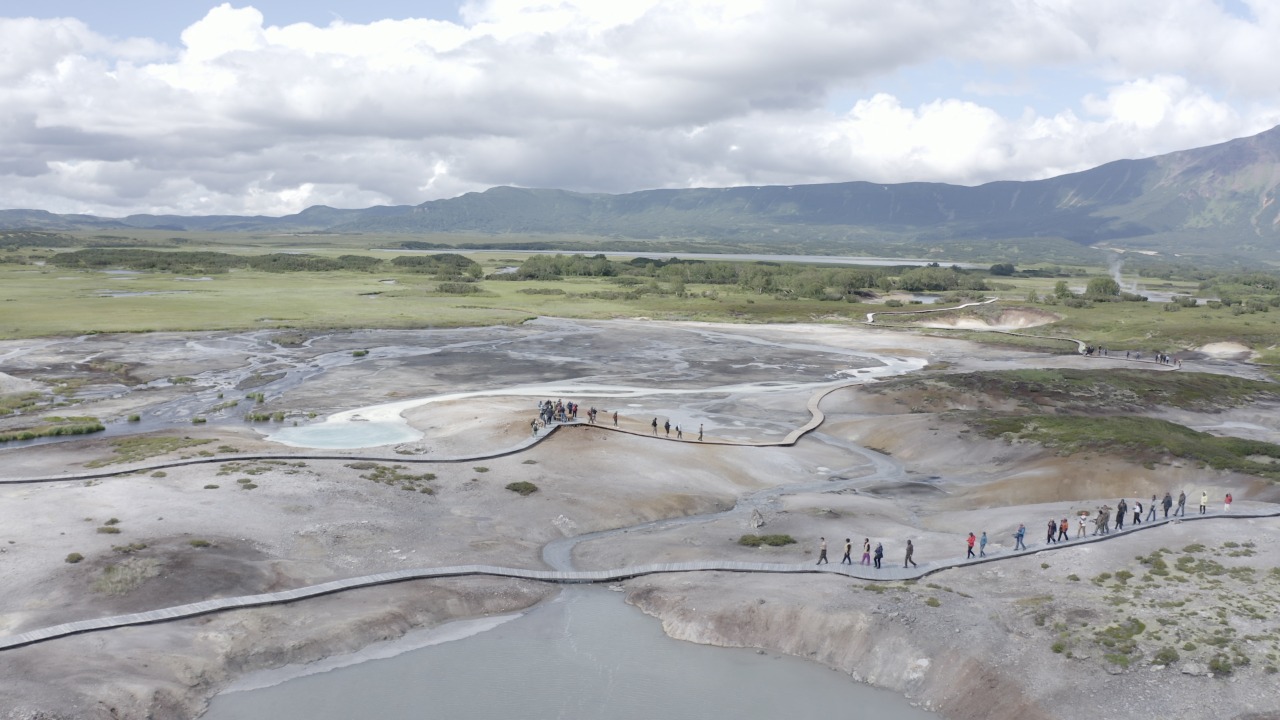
xmin=738 ymin=534 xmax=797 ymax=547
xmin=189 ymin=539 xmax=211 ymax=548
xmin=925 ymin=597 xmax=941 ymax=607
xmin=352 ymin=349 xmax=369 ymax=357
xmin=65 ymin=552 xmax=84 ymax=564
xmin=505 ymin=481 xmax=538 ymax=496
xmin=203 ymin=484 xmax=219 ymax=489
xmin=1153 ymin=647 xmax=1180 ymax=665
xmin=97 ymin=526 xmax=121 ymax=534
xmin=127 ymin=414 xmax=141 ymax=422
xmin=151 ymin=471 xmax=166 ymax=478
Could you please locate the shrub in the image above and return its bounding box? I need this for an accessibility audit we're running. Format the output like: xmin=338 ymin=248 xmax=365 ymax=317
xmin=203 ymin=484 xmax=219 ymax=489
xmin=191 ymin=417 xmax=206 ymax=424
xmin=473 ymin=466 xmax=489 ymax=473
xmin=925 ymin=597 xmax=941 ymax=607
xmin=65 ymin=552 xmax=84 ymax=564
xmin=1067 ymin=574 xmax=1080 ymax=581
xmin=1051 ymin=640 xmax=1066 ymax=654
xmin=738 ymin=534 xmax=796 ymax=547
xmin=189 ymin=539 xmax=211 ymax=548
xmin=151 ymin=471 xmax=167 ymax=478
xmin=1209 ymin=654 xmax=1234 ymax=676
xmin=127 ymin=414 xmax=141 ymax=422
xmin=104 ymin=518 xmax=120 ymax=526
xmin=352 ymin=349 xmax=369 ymax=357
xmin=1153 ymin=647 xmax=1180 ymax=665
xmin=506 ymin=481 xmax=538 ymax=496
xmin=97 ymin=526 xmax=121 ymax=534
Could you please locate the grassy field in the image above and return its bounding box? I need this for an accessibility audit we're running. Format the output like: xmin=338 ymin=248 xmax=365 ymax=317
xmin=3 ymin=236 xmax=1279 ymax=353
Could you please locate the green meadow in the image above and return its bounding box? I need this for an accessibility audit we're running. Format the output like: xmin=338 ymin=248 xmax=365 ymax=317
xmin=2 ymin=232 xmax=1279 ymax=356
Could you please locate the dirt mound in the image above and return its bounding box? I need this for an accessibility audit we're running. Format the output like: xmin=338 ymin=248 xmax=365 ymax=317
xmin=1196 ymin=341 xmax=1254 ymax=359
xmin=917 ymin=308 xmax=1059 ymax=331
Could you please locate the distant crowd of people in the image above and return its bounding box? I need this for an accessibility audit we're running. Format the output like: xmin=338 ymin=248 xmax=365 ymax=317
xmin=531 ymin=399 xmax=703 ymax=442
xmin=814 ymin=489 xmax=1237 ymax=571
xmin=1082 ymin=345 xmax=1181 ymax=367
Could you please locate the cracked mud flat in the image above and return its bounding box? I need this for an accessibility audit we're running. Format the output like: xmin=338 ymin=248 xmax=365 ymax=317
xmin=1 ymin=319 xmax=1279 ymax=720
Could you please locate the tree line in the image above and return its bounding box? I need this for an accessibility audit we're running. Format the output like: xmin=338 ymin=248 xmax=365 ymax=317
xmin=47 ymin=249 xmax=481 ymax=278
xmin=491 ymin=254 xmax=989 ymax=300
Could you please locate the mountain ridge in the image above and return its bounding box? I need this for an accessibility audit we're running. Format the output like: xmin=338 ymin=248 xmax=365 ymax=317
xmin=4 ymin=126 xmax=1279 ymax=259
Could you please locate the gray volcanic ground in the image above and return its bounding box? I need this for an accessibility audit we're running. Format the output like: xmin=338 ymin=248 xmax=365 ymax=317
xmin=1 ymin=319 xmax=1278 ymax=720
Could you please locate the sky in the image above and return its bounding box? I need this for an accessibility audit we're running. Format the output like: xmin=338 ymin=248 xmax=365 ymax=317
xmin=2 ymin=0 xmax=1280 ymax=217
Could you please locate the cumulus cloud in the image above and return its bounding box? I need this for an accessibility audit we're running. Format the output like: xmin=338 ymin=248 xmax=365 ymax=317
xmin=1 ymin=0 xmax=1279 ymax=216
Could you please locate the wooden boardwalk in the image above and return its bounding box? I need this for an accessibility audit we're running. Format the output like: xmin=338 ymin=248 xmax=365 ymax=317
xmin=2 ymin=510 xmax=1275 ymax=652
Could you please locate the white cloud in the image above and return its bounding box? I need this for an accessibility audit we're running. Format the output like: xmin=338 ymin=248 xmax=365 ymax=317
xmin=1 ymin=0 xmax=1279 ymax=216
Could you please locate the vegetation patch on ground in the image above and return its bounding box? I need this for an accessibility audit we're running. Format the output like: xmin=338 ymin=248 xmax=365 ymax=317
xmin=84 ymin=436 xmax=213 ymax=467
xmin=347 ymin=463 xmax=436 ymax=493
xmin=970 ymin=414 xmax=1280 ymax=479
xmin=1039 ymin=543 xmax=1278 ymax=674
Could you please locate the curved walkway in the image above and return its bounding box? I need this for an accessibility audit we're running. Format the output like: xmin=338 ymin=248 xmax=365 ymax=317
xmin=0 ymin=372 xmax=881 ymax=485
xmin=2 ymin=509 xmax=1275 ymax=652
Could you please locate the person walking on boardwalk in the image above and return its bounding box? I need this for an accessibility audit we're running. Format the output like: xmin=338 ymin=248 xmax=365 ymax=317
xmin=1200 ymin=490 xmax=1209 ymax=515
xmin=1013 ymin=523 xmax=1027 ymax=551
xmin=904 ymin=539 xmax=918 ymax=568
xmin=1077 ymin=513 xmax=1088 ymax=538
xmin=1147 ymin=494 xmax=1158 ymax=522
xmin=1162 ymin=492 xmax=1174 ymax=519
xmin=979 ymin=531 xmax=988 ymax=557
xmin=841 ymin=538 xmax=853 ymax=565
xmin=966 ymin=532 xmax=976 ymax=558
xmin=698 ymin=424 xmax=704 ymax=441
xmin=861 ymin=538 xmax=871 ymax=566
xmin=664 ymin=420 xmax=671 ymax=437
xmin=873 ymin=542 xmax=883 ymax=569
xmin=1132 ymin=499 xmax=1143 ymax=526
xmin=816 ymin=537 xmax=828 ymax=565
xmin=651 ymin=418 xmax=658 ymax=436
xmin=1224 ymin=492 xmax=1233 ymax=512
xmin=676 ymin=426 xmax=683 ymax=440
xmin=1058 ymin=517 xmax=1069 ymax=542
xmin=1176 ymin=491 xmax=1186 ymax=517
xmin=613 ymin=411 xmax=618 ymax=427
xmin=531 ymin=418 xmax=539 ymax=437
xmin=1115 ymin=499 xmax=1127 ymax=531
xmin=1046 ymin=518 xmax=1057 ymax=544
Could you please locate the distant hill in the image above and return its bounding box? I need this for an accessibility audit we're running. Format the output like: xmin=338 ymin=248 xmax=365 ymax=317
xmin=4 ymin=126 xmax=1279 ymax=261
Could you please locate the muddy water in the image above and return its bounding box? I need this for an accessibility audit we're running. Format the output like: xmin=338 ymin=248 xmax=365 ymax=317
xmin=201 ymin=588 xmax=933 ymax=720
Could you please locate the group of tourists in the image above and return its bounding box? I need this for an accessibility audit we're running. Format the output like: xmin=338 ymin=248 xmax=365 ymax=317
xmin=649 ymin=417 xmax=705 ymax=442
xmin=1081 ymin=490 xmax=1230 ymax=536
xmin=818 ymin=537 xmax=890 ymax=568
xmin=531 ymin=400 xmax=710 ymax=442
xmin=533 ymin=399 xmax=605 ymax=435
xmin=1081 ymin=346 xmax=1181 ymax=367
xmin=818 ymin=489 xmax=1239 ymax=572
xmin=971 ymin=489 xmax=1235 ymax=558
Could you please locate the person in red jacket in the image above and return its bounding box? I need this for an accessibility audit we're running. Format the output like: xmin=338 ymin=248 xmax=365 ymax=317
xmin=966 ymin=532 xmax=976 ymax=559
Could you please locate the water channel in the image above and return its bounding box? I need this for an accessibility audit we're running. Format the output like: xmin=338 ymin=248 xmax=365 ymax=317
xmin=200 ymin=588 xmax=934 ymax=720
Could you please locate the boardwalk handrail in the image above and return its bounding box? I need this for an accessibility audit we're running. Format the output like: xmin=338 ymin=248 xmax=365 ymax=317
xmin=2 ymin=510 xmax=1275 ymax=652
